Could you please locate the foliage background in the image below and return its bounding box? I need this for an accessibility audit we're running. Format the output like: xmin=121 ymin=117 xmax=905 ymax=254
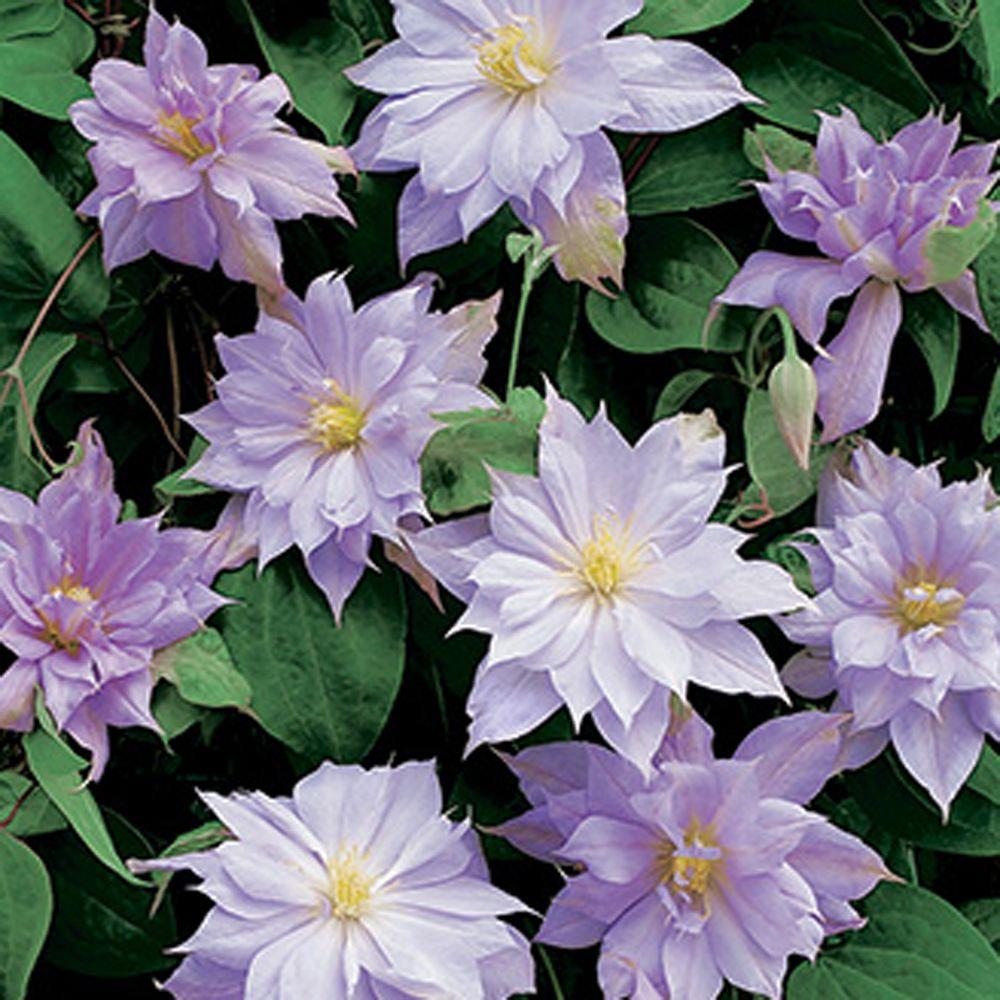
xmin=0 ymin=0 xmax=999 ymax=997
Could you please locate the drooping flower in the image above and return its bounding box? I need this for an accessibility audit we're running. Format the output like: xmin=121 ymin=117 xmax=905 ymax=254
xmin=780 ymin=439 xmax=1000 ymax=816
xmin=717 ymin=109 xmax=998 ymax=440
xmin=0 ymin=423 xmax=225 ymax=779
xmin=131 ymin=759 xmax=534 ymax=999
xmin=186 ymin=273 xmax=500 ymax=619
xmin=69 ymin=5 xmax=353 ymax=301
xmin=496 ymin=710 xmax=892 ymax=1000
xmin=346 ymin=0 xmax=755 ymax=290
xmin=411 ymin=386 xmax=803 ymax=772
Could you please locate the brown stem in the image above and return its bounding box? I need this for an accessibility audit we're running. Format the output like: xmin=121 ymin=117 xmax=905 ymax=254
xmin=0 ymin=787 xmax=31 ymax=831
xmin=165 ymin=308 xmax=182 ymax=443
xmin=624 ymin=137 xmax=661 ymax=189
xmin=14 ymin=376 xmax=58 ymax=469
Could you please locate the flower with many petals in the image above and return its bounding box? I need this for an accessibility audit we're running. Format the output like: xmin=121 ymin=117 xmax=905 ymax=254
xmin=69 ymin=6 xmax=353 ymax=300
xmin=132 ymin=759 xmax=534 ymax=999
xmin=186 ymin=272 xmax=500 ymax=619
xmin=496 ymin=711 xmax=892 ymax=1000
xmin=0 ymin=423 xmax=224 ymax=779
xmin=780 ymin=439 xmax=1000 ymax=815
xmin=347 ymin=0 xmax=754 ymax=289
xmin=718 ymin=109 xmax=997 ymax=440
xmin=412 ymin=386 xmax=803 ymax=772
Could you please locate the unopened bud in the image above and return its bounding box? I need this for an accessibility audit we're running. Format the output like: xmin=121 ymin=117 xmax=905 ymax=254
xmin=769 ymin=350 xmax=818 ymax=471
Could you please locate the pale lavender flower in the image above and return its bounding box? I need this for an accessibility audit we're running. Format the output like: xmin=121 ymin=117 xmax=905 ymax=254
xmin=781 ymin=439 xmax=1000 ymax=816
xmin=186 ymin=273 xmax=500 ymax=619
xmin=132 ymin=759 xmax=534 ymax=999
xmin=346 ymin=0 xmax=755 ymax=290
xmin=411 ymin=387 xmax=803 ymax=773
xmin=718 ymin=109 xmax=997 ymax=440
xmin=496 ymin=711 xmax=892 ymax=1000
xmin=0 ymin=423 xmax=225 ymax=779
xmin=69 ymin=6 xmax=353 ymax=301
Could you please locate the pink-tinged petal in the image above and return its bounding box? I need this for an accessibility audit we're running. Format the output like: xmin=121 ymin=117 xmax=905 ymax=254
xmin=815 ymin=279 xmax=903 ymax=442
xmin=936 ymin=269 xmax=989 ymax=331
xmin=0 ymin=660 xmax=37 ymax=730
xmin=889 ymin=696 xmax=985 ymax=818
xmin=734 ymin=711 xmax=849 ymax=804
xmin=716 ymin=252 xmax=866 ymax=346
xmin=466 ymin=661 xmax=563 ymax=750
xmin=603 ymin=36 xmax=756 ymax=134
xmin=433 ymin=289 xmax=501 ymax=383
xmin=407 ymin=516 xmax=493 ymax=603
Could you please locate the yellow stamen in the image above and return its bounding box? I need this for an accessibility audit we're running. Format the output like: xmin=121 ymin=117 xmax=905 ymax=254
xmin=50 ymin=577 xmax=95 ymax=604
xmin=325 ymin=847 xmax=374 ymax=921
xmin=37 ymin=611 xmax=81 ymax=656
xmin=475 ymin=22 xmax=550 ymax=94
xmin=576 ymin=514 xmax=642 ymax=599
xmin=156 ymin=110 xmax=214 ymax=162
xmin=655 ymin=819 xmax=722 ymax=912
xmin=892 ymin=574 xmax=964 ymax=634
xmin=307 ymin=380 xmax=366 ymax=453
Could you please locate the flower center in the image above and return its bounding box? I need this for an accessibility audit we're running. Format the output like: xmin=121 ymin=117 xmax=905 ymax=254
xmin=893 ymin=576 xmax=964 ymax=634
xmin=50 ymin=577 xmax=95 ymax=604
xmin=307 ymin=380 xmax=366 ymax=453
xmin=474 ymin=21 xmax=550 ymax=93
xmin=655 ymin=820 xmax=723 ymax=912
xmin=576 ymin=515 xmax=641 ymax=599
xmin=37 ymin=612 xmax=81 ymax=655
xmin=156 ymin=111 xmax=214 ymax=162
xmin=325 ymin=847 xmax=374 ymax=921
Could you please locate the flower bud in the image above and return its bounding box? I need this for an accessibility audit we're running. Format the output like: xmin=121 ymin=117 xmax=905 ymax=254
xmin=769 ymin=349 xmax=818 ymax=470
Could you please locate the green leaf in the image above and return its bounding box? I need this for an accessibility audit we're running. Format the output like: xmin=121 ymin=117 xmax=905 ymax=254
xmin=625 ymin=0 xmax=753 ymax=36
xmin=960 ymin=899 xmax=1000 ymax=953
xmin=787 ymin=882 xmax=1000 ymax=998
xmin=975 ymin=224 xmax=1000 ymax=342
xmin=216 ymin=554 xmax=406 ymax=764
xmin=845 ymin=748 xmax=1000 ymax=856
xmin=22 ymin=728 xmax=145 ymax=885
xmin=327 ymin=0 xmax=389 ymax=41
xmin=153 ymin=436 xmax=213 ymax=501
xmin=421 ymin=388 xmax=545 ymax=515
xmin=744 ymin=387 xmax=826 ymax=517
xmin=981 ymin=0 xmax=1000 ymax=101
xmin=0 ymin=5 xmax=93 ymax=118
xmin=735 ymin=0 xmax=933 ymax=135
xmin=34 ymin=812 xmax=177 ymax=978
xmin=743 ymin=124 xmax=817 ymax=173
xmin=243 ymin=2 xmax=362 ymax=144
xmin=904 ymin=292 xmax=960 ymax=419
xmin=924 ymin=200 xmax=997 ymax=287
xmin=586 ymin=217 xmax=748 ymax=355
xmin=14 ymin=332 xmax=76 ymax=453
xmin=653 ymin=370 xmax=716 ymax=420
xmin=0 ymin=831 xmax=52 ymax=1000
xmin=0 ymin=770 xmax=66 ymax=837
xmin=628 ymin=114 xmax=755 ymax=216
xmin=153 ymin=627 xmax=253 ymax=711
xmin=151 ymin=683 xmax=205 ymax=742
xmin=0 ymin=130 xmax=108 ymax=323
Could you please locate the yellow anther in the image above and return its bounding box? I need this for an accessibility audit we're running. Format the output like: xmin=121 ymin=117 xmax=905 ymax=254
xmin=576 ymin=515 xmax=642 ymax=599
xmin=655 ymin=820 xmax=722 ymax=911
xmin=307 ymin=381 xmax=366 ymax=453
xmin=325 ymin=847 xmax=374 ymax=921
xmin=156 ymin=111 xmax=214 ymax=162
xmin=37 ymin=612 xmax=81 ymax=656
xmin=475 ymin=22 xmax=550 ymax=93
xmin=50 ymin=577 xmax=95 ymax=604
xmin=893 ymin=577 xmax=964 ymax=633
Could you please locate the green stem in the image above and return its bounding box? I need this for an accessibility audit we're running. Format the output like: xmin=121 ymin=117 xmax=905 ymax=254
xmin=537 ymin=944 xmax=566 ymax=1000
xmin=506 ymin=265 xmax=535 ymax=400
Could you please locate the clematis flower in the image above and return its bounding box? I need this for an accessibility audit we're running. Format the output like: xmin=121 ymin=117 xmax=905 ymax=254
xmin=69 ymin=5 xmax=353 ymax=300
xmin=717 ymin=109 xmax=998 ymax=440
xmin=131 ymin=759 xmax=534 ymax=999
xmin=495 ymin=711 xmax=892 ymax=1000
xmin=186 ymin=272 xmax=500 ymax=619
xmin=411 ymin=386 xmax=803 ymax=772
xmin=346 ymin=0 xmax=755 ymax=290
xmin=0 ymin=423 xmax=225 ymax=779
xmin=780 ymin=439 xmax=1000 ymax=816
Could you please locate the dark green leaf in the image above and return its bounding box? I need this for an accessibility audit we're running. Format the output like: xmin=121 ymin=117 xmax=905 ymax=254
xmin=905 ymin=292 xmax=960 ymax=419
xmin=0 ymin=831 xmax=52 ymax=1000
xmin=628 ymin=114 xmax=755 ymax=216
xmin=151 ymin=684 xmax=205 ymax=742
xmin=960 ymin=899 xmax=1000 ymax=953
xmin=0 ymin=130 xmax=108 ymax=323
xmin=626 ymin=0 xmax=753 ymax=36
xmin=587 ymin=217 xmax=748 ymax=355
xmin=22 ymin=728 xmax=146 ymax=885
xmin=743 ymin=123 xmax=817 ymax=173
xmin=787 ymin=882 xmax=1000 ymax=998
xmin=421 ymin=387 xmax=544 ymax=515
xmin=35 ymin=812 xmax=177 ymax=978
xmin=153 ymin=627 xmax=253 ymax=711
xmin=244 ymin=2 xmax=362 ymax=144
xmin=216 ymin=554 xmax=406 ymax=763
xmin=0 ymin=0 xmax=64 ymax=38
xmin=975 ymin=225 xmax=1000 ymax=342
xmin=0 ymin=770 xmax=66 ymax=837
xmin=653 ymin=370 xmax=716 ymax=420
xmin=328 ymin=0 xmax=389 ymax=41
xmin=981 ymin=0 xmax=1000 ymax=101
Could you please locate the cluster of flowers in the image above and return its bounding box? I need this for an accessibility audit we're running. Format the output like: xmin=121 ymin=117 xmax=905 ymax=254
xmin=0 ymin=2 xmax=995 ymax=998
